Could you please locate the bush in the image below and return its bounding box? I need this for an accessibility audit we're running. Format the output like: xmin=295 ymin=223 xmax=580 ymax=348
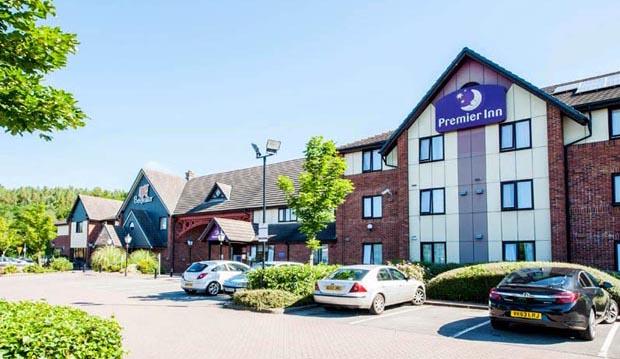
xmin=129 ymin=250 xmax=158 ymax=274
xmin=232 ymin=289 xmax=299 ymax=311
xmin=23 ymin=264 xmax=49 ymax=273
xmin=388 ymin=261 xmax=425 ymax=281
xmin=91 ymin=246 xmax=126 ymax=272
xmin=0 ymin=300 xmax=123 ymax=358
xmin=421 ymin=262 xmax=468 ymax=281
xmin=50 ymin=257 xmax=73 ymax=272
xmin=427 ymin=261 xmax=620 ymax=303
xmin=1 ymin=264 xmax=18 ymax=274
xmin=247 ymin=264 xmax=339 ymax=298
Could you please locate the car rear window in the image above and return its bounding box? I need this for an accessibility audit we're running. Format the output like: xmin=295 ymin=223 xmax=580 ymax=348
xmin=501 ymin=270 xmax=570 ymax=288
xmin=327 ymin=269 xmax=369 ymax=281
xmin=187 ymin=263 xmax=208 ymax=272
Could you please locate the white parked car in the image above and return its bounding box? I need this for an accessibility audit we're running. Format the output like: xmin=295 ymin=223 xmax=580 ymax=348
xmin=314 ymin=265 xmax=425 ymax=314
xmin=181 ymin=260 xmax=250 ymax=296
xmin=223 ymin=261 xmax=303 ymax=294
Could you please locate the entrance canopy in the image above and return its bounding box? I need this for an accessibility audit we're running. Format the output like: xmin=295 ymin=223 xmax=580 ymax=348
xmin=197 ymin=217 xmax=257 ymax=243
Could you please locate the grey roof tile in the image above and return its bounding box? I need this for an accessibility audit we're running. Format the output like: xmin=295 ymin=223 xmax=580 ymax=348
xmin=78 ymin=194 xmax=122 ymax=221
xmin=543 ymin=71 xmax=620 ymax=108
xmin=337 ymin=131 xmax=393 ymax=153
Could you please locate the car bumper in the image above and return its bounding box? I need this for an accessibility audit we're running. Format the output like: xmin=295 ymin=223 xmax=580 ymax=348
xmin=223 ymin=285 xmax=246 ymax=294
xmin=181 ymin=280 xmax=207 ymax=291
xmin=489 ymin=304 xmax=587 ymax=330
xmin=313 ymin=293 xmax=373 ymax=309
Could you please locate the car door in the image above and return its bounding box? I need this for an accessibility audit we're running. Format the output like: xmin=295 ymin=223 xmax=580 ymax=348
xmin=376 ymin=268 xmax=398 ymax=305
xmin=211 ymin=264 xmax=230 ymax=283
xmin=579 ymin=271 xmax=608 ymax=318
xmin=388 ymin=268 xmax=412 ymax=304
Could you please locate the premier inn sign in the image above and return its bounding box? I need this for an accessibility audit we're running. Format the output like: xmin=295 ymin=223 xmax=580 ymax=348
xmin=435 ymin=84 xmax=507 ymax=133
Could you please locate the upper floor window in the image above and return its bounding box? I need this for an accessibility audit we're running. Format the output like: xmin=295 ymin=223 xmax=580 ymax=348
xmin=75 ymin=221 xmax=84 ymax=233
xmin=613 ymin=173 xmax=620 ymax=206
xmin=501 ymin=180 xmax=533 ymax=210
xmin=419 ymin=135 xmax=444 ymax=162
xmin=362 ymin=196 xmax=382 ymax=219
xmin=278 ymin=208 xmax=297 ymax=222
xmin=362 ymin=149 xmax=382 ymax=172
xmin=363 ymin=243 xmax=383 ymax=264
xmin=420 ymin=188 xmax=445 ymax=215
xmin=500 ymin=119 xmax=531 ymax=151
xmin=611 ymin=109 xmax=620 ymax=139
xmin=159 ymin=217 xmax=168 ymax=230
xmin=503 ymin=241 xmax=535 ymax=261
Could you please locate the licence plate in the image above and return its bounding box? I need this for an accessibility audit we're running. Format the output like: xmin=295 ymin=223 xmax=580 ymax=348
xmin=510 ymin=310 xmax=541 ymax=320
xmin=325 ymin=284 xmax=342 ymax=291
xmin=185 ymin=282 xmax=193 ymax=287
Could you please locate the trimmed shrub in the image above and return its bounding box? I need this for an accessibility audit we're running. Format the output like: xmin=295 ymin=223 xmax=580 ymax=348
xmin=50 ymin=257 xmax=73 ymax=272
xmin=0 ymin=300 xmax=123 ymax=358
xmin=23 ymin=264 xmax=49 ymax=273
xmin=129 ymin=250 xmax=158 ymax=274
xmin=247 ymin=264 xmax=339 ymax=298
xmin=1 ymin=264 xmax=18 ymax=274
xmin=421 ymin=262 xmax=468 ymax=281
xmin=91 ymin=246 xmax=126 ymax=272
xmin=427 ymin=261 xmax=620 ymax=303
xmin=232 ymin=289 xmax=298 ymax=310
xmin=388 ymin=261 xmax=425 ymax=281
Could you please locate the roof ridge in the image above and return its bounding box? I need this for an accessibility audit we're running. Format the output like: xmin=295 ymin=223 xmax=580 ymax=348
xmin=543 ymin=70 xmax=620 ymax=90
xmin=142 ymin=167 xmax=185 ymax=180
xmin=188 ymin=158 xmax=304 ymax=182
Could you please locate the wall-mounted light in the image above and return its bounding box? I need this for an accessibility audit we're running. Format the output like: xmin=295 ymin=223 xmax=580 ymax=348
xmin=381 ymin=188 xmax=392 ymax=196
xmin=459 ymin=190 xmax=468 ymax=196
xmin=475 ymin=234 xmax=484 ymax=240
xmin=475 ymin=188 xmax=484 ymax=195
xmin=366 ymin=223 xmax=373 ymax=231
xmin=410 ymin=235 xmax=417 ymax=241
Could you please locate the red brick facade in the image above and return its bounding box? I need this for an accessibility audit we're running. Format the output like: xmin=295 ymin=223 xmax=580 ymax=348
xmin=333 ymin=134 xmax=409 ymax=265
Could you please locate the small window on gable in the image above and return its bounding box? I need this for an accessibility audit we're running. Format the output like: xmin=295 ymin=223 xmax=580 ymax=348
xmin=206 ymin=185 xmax=227 ymax=202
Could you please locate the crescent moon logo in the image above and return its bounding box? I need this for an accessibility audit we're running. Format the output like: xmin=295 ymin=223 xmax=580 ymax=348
xmin=459 ymin=89 xmax=482 ymax=111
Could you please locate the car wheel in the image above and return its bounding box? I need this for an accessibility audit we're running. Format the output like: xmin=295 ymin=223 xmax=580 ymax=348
xmin=206 ymin=282 xmax=221 ymax=296
xmin=579 ymin=308 xmax=597 ymax=341
xmin=412 ymin=287 xmax=426 ymax=306
xmin=369 ymin=294 xmax=385 ymax=315
xmin=490 ymin=318 xmax=509 ymax=330
xmin=604 ymin=300 xmax=618 ymax=324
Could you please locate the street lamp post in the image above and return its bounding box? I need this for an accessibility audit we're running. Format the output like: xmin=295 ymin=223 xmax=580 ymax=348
xmin=124 ymin=234 xmax=132 ymax=277
xmin=187 ymin=238 xmax=194 ymax=264
xmin=251 ymin=139 xmax=280 ymax=269
xmin=217 ymin=232 xmax=225 ymax=260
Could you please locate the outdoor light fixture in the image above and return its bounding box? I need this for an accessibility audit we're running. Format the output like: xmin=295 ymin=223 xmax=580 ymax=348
xmin=187 ymin=238 xmax=194 ymax=263
xmin=106 ymin=238 xmax=113 ymax=246
xmin=217 ymin=232 xmax=225 ymax=260
xmin=251 ymin=143 xmax=262 ymax=158
xmin=367 ymin=223 xmax=374 ymax=231
xmin=265 ymin=139 xmax=281 ymax=154
xmin=124 ymin=234 xmax=132 ymax=277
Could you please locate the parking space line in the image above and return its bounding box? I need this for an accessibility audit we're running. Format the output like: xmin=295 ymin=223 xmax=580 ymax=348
xmin=598 ymin=322 xmax=619 ymax=358
xmin=348 ymin=306 xmax=426 ymax=325
xmin=452 ymin=320 xmax=490 ymax=338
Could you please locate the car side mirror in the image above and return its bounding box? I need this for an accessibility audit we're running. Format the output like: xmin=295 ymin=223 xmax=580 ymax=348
xmin=600 ymin=281 xmax=614 ymax=290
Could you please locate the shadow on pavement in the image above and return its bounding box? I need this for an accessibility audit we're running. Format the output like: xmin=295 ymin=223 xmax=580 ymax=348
xmin=128 ymin=290 xmax=231 ymax=303
xmin=438 ymin=317 xmax=579 ymax=345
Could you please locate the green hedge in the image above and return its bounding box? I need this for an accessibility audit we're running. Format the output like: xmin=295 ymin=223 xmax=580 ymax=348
xmin=50 ymin=257 xmax=73 ymax=272
xmin=23 ymin=264 xmax=50 ymax=273
xmin=247 ymin=264 xmax=339 ymax=298
xmin=129 ymin=250 xmax=158 ymax=274
xmin=0 ymin=301 xmax=123 ymax=358
xmin=91 ymin=246 xmax=126 ymax=272
xmin=427 ymin=262 xmax=620 ymax=303
xmin=1 ymin=264 xmax=18 ymax=274
xmin=232 ymin=289 xmax=299 ymax=311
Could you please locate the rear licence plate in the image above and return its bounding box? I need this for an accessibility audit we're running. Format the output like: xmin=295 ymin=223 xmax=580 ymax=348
xmin=325 ymin=284 xmax=342 ymax=291
xmin=510 ymin=310 xmax=541 ymax=320
xmin=185 ymin=282 xmax=193 ymax=287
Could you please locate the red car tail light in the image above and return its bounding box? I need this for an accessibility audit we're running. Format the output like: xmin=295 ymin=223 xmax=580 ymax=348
xmin=349 ymin=282 xmax=367 ymax=293
xmin=197 ymin=273 xmax=207 ymax=280
xmin=554 ymin=291 xmax=579 ymax=304
xmin=489 ymin=287 xmax=502 ymax=301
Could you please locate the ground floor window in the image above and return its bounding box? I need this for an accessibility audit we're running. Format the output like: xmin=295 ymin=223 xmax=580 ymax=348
xmin=313 ymin=244 xmax=329 ymax=265
xmin=503 ymin=241 xmax=535 ymax=262
xmin=362 ymin=243 xmax=382 ymax=264
xmin=420 ymin=242 xmax=446 ymax=264
xmin=613 ymin=173 xmax=620 ymax=206
xmin=249 ymin=244 xmax=274 ymax=264
xmin=616 ymin=242 xmax=620 ymax=272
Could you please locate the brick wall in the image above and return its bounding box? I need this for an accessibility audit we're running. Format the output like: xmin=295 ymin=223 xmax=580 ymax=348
xmin=547 ymin=104 xmax=569 ymax=261
xmin=567 ymin=139 xmax=620 ymax=270
xmin=333 ymin=135 xmax=409 ymax=265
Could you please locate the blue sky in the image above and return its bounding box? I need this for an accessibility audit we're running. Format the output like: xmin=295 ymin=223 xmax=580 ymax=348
xmin=1 ymin=0 xmax=619 ymax=190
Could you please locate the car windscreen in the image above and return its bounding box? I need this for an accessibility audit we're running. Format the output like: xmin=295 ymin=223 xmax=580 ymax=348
xmin=326 ymin=269 xmax=369 ymax=281
xmin=186 ymin=263 xmax=209 ymax=272
xmin=501 ymin=270 xmax=570 ymax=288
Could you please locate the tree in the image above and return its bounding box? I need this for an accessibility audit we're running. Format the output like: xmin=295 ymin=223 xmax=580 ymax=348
xmin=0 ymin=215 xmax=17 ymax=256
xmin=0 ymin=0 xmax=86 ymax=140
xmin=278 ymin=136 xmax=354 ymax=264
xmin=13 ymin=203 xmax=55 ymax=262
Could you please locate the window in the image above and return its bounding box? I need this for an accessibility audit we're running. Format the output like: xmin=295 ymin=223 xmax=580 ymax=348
xmin=313 ymin=244 xmax=329 ymax=265
xmin=249 ymin=245 xmax=275 ymax=264
xmin=616 ymin=242 xmax=620 ymax=272
xmin=502 ymin=241 xmax=535 ymax=261
xmin=578 ymin=272 xmax=595 ymax=288
xmin=420 ymin=242 xmax=446 ymax=264
xmin=377 ymin=268 xmax=391 ymax=281
xmin=500 ymin=119 xmax=531 ymax=151
xmin=388 ymin=268 xmax=407 ymax=281
xmin=159 ymin=217 xmax=168 ymax=230
xmin=613 ymin=174 xmax=620 ymax=206
xmin=419 ymin=135 xmax=444 ymax=162
xmin=610 ymin=108 xmax=620 ymax=139
xmin=420 ymin=188 xmax=445 ymax=215
xmin=278 ymin=208 xmax=297 ymax=222
xmin=362 ymin=196 xmax=382 ymax=219
xmin=206 ymin=185 xmax=226 ymax=202
xmin=362 ymin=243 xmax=382 ymax=264
xmin=501 ymin=180 xmax=533 ymax=210
xmin=362 ymin=149 xmax=383 ymax=172
xmin=75 ymin=221 xmax=84 ymax=233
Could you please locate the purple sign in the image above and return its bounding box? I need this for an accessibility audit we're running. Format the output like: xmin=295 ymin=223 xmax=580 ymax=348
xmin=434 ymin=84 xmax=507 ymax=133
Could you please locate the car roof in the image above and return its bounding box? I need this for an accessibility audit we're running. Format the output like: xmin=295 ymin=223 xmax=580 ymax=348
xmin=195 ymin=260 xmax=248 ymax=266
xmin=337 ymin=265 xmax=393 ymax=270
xmin=512 ymin=267 xmax=581 ymax=276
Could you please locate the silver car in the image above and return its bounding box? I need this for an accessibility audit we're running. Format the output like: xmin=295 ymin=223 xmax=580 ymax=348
xmin=314 ymin=265 xmax=425 ymax=315
xmin=222 ymin=261 xmax=302 ymax=294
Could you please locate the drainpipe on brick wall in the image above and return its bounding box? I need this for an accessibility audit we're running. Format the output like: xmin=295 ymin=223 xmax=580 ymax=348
xmin=563 ymin=108 xmax=593 ymax=262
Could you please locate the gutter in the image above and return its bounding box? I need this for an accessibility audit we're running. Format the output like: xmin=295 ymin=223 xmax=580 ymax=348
xmin=563 ymin=108 xmax=593 ymax=262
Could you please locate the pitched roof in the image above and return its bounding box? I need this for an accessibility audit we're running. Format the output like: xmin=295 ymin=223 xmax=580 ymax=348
xmin=199 ymin=218 xmax=256 ymax=243
xmin=380 ymin=47 xmax=589 ymax=155
xmin=76 ymin=194 xmax=122 ymax=221
xmin=174 ymin=158 xmax=303 ymax=215
xmin=337 ymin=131 xmax=393 ymax=153
xmin=118 ymin=168 xmax=186 ymax=216
xmin=543 ymin=70 xmax=620 ymax=109
xmin=94 ymin=224 xmax=123 ymax=247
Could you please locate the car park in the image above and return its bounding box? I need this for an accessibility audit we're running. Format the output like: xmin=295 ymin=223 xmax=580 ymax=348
xmin=181 ymin=260 xmax=250 ymax=296
xmin=313 ymin=265 xmax=426 ymax=315
xmin=222 ymin=261 xmax=302 ymax=294
xmin=488 ymin=267 xmax=618 ymax=340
